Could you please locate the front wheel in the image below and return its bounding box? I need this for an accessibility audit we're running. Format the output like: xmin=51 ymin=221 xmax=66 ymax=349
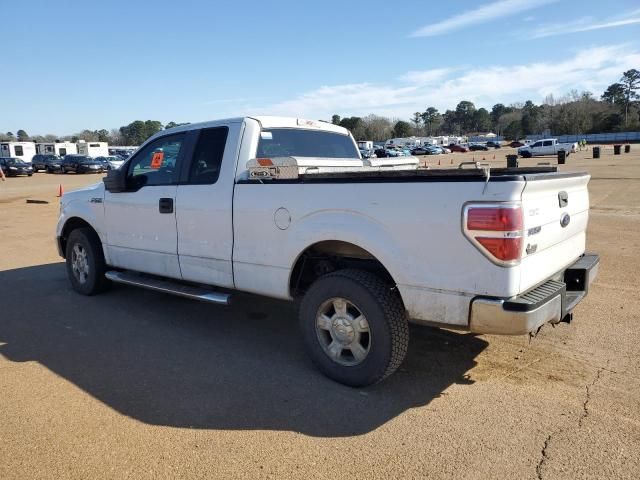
xmin=299 ymin=269 xmax=409 ymax=387
xmin=65 ymin=227 xmax=110 ymax=295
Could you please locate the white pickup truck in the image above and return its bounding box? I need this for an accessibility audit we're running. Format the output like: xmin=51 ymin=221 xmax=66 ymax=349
xmin=56 ymin=116 xmax=599 ymax=386
xmin=518 ymin=138 xmax=578 ymax=158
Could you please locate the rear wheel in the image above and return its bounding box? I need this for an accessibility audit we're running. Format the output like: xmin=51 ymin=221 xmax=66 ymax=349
xmin=299 ymin=269 xmax=409 ymax=387
xmin=65 ymin=227 xmax=110 ymax=295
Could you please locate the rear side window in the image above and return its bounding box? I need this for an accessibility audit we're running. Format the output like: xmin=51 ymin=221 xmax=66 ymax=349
xmin=256 ymin=129 xmax=359 ymax=159
xmin=188 ymin=127 xmax=228 ymax=184
xmin=543 ymin=140 xmax=552 ymax=146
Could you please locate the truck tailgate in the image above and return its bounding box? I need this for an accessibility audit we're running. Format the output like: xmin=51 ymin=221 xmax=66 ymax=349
xmin=519 ymin=173 xmax=591 ymax=293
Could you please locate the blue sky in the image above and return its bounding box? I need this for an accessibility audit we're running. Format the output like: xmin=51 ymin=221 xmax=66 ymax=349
xmin=1 ymin=0 xmax=639 ymax=135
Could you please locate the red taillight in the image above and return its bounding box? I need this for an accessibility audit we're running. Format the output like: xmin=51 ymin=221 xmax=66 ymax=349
xmin=467 ymin=207 xmax=523 ymax=231
xmin=475 ymin=237 xmax=522 ymax=262
xmin=464 ymin=204 xmax=523 ymax=265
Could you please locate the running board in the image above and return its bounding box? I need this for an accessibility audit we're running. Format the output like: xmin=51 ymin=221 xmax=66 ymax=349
xmin=105 ymin=271 xmax=231 ymax=305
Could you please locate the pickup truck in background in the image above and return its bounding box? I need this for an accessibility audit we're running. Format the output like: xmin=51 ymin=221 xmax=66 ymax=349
xmin=518 ymin=138 xmax=577 ymax=158
xmin=56 ymin=116 xmax=599 ymax=387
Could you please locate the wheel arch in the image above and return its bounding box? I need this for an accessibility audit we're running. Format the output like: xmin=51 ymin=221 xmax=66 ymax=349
xmin=59 ymin=217 xmax=99 ymax=259
xmin=288 ymin=240 xmax=403 ymax=305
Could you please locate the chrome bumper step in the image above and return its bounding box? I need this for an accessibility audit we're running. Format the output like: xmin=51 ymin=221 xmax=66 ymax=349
xmin=105 ymin=270 xmax=231 ymax=305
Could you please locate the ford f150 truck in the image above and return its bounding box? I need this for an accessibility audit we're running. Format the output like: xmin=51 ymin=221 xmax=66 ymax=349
xmin=56 ymin=116 xmax=599 ymax=386
xmin=518 ymin=138 xmax=578 ymax=158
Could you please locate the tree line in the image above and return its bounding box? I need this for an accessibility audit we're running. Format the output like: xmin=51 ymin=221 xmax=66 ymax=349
xmin=2 ymin=69 xmax=638 ymax=145
xmin=331 ymin=69 xmax=640 ymax=141
xmin=0 ymin=121 xmax=190 ymax=145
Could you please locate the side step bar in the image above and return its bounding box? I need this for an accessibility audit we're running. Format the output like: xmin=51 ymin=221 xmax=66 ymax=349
xmin=105 ymin=271 xmax=231 ymax=305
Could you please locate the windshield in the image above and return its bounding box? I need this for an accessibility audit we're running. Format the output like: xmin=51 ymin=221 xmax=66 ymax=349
xmin=6 ymin=158 xmax=25 ymax=165
xmin=256 ymin=129 xmax=359 ymax=159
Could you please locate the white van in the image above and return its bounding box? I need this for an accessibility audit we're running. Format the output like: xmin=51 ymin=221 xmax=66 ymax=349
xmin=0 ymin=142 xmax=37 ymax=163
xmin=77 ymin=141 xmax=109 ymax=157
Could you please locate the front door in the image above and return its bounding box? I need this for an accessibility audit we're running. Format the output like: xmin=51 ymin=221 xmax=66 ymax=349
xmin=104 ymin=133 xmax=186 ymax=279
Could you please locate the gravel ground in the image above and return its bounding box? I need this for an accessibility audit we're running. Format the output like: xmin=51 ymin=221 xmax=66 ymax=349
xmin=0 ymin=147 xmax=638 ymax=479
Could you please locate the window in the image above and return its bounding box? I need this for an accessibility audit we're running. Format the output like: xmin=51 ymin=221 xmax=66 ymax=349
xmin=59 ymin=148 xmax=67 ymax=156
xmin=188 ymin=127 xmax=228 ymax=184
xmin=543 ymin=140 xmax=552 ymax=146
xmin=532 ymin=142 xmax=542 ymax=148
xmin=90 ymin=143 xmax=101 ymax=147
xmin=127 ymin=134 xmax=183 ymax=188
xmin=14 ymin=146 xmax=24 ymax=156
xmin=256 ymin=129 xmax=359 ymax=159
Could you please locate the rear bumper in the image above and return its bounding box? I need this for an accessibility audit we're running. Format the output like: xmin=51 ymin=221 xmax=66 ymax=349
xmin=469 ymin=254 xmax=599 ymax=335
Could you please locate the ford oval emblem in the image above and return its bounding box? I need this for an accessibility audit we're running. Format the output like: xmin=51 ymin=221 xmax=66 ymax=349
xmin=560 ymin=212 xmax=571 ymax=228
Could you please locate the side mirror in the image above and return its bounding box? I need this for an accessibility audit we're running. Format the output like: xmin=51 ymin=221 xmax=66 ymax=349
xmin=103 ymin=167 xmax=127 ymax=193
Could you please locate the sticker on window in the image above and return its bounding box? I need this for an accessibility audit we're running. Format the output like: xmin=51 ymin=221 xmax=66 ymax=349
xmin=260 ymin=131 xmax=273 ymax=140
xmin=150 ymin=151 xmax=164 ymax=169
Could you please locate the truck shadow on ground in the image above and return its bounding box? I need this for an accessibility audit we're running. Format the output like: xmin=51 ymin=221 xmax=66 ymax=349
xmin=0 ymin=263 xmax=488 ymax=437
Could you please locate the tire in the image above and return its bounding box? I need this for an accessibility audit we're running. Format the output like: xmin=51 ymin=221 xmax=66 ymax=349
xmin=65 ymin=227 xmax=110 ymax=295
xmin=299 ymin=269 xmax=409 ymax=387
xmin=28 ymin=173 xmax=32 ymax=177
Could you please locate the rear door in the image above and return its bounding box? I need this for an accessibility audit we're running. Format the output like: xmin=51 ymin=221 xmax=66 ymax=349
xmin=175 ymin=122 xmax=241 ymax=288
xmin=519 ymin=173 xmax=591 ymax=293
xmin=104 ymin=133 xmax=186 ymax=279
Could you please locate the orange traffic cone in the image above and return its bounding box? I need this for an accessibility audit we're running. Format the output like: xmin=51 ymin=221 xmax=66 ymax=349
xmin=438 ymin=158 xmax=441 ymax=166
xmin=57 ymin=184 xmax=64 ymax=197
xmin=482 ymin=157 xmax=486 ymax=161
xmin=493 ymin=154 xmax=495 ymax=160
xmin=450 ymin=158 xmax=453 ymax=165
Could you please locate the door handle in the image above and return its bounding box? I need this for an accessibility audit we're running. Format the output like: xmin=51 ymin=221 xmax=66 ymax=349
xmin=159 ymin=197 xmax=174 ymax=214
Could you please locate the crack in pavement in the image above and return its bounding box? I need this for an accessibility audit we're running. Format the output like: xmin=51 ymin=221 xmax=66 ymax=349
xmin=536 ymin=434 xmax=552 ymax=480
xmin=579 ymin=368 xmax=604 ymax=428
xmin=535 ymin=367 xmax=605 ymax=479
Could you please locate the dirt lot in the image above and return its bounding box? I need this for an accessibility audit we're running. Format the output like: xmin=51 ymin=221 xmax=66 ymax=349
xmin=1 ymin=147 xmax=639 ymax=479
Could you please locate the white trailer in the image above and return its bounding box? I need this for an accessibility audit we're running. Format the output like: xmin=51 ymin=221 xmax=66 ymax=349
xmin=36 ymin=142 xmax=78 ymax=157
xmin=386 ymin=137 xmax=421 ymax=147
xmin=0 ymin=142 xmax=37 ymax=163
xmin=77 ymin=141 xmax=109 ymax=157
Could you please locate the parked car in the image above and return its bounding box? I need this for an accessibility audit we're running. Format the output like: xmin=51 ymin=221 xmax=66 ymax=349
xmin=359 ymin=149 xmax=377 ymax=159
xmin=31 ymin=154 xmax=63 ymax=173
xmin=410 ymin=146 xmax=431 ymax=155
xmin=57 ymin=115 xmax=599 ymax=387
xmin=0 ymin=157 xmax=33 ymax=176
xmin=517 ymin=139 xmax=577 ymax=158
xmin=374 ymin=148 xmax=387 ymax=158
xmin=384 ymin=148 xmax=400 ymax=157
xmin=440 ymin=146 xmax=452 ymax=154
xmin=469 ymin=143 xmax=490 ymax=151
xmin=96 ymin=156 xmax=126 ymax=170
xmin=509 ymin=141 xmax=525 ymax=148
xmin=61 ymin=155 xmax=105 ymax=174
xmin=31 ymin=154 xmax=48 ymax=172
xmin=448 ymin=143 xmax=469 ymax=153
xmin=486 ymin=141 xmax=502 ymax=149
